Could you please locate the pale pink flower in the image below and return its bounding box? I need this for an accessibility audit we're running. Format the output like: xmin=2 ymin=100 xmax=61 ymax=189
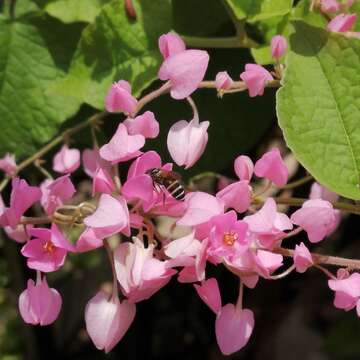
xmin=114 ymin=238 xmax=176 ymax=302
xmin=270 ymin=35 xmax=288 ymax=59
xmin=21 ymin=224 xmax=75 ymax=272
xmin=328 ymin=272 xmax=360 ymax=316
xmin=254 ymin=148 xmax=288 ymax=186
xmin=0 ymin=153 xmax=17 ymax=176
xmin=310 ymin=182 xmax=339 ymax=203
xmin=99 ymin=123 xmax=144 ymax=164
xmin=0 ymin=178 xmax=41 ymax=228
xmin=82 ymin=148 xmax=111 ymax=178
xmin=123 ymin=111 xmax=159 ymax=139
xmin=321 ymin=0 xmax=340 ymax=13
xmin=215 ymin=304 xmax=254 ymax=355
xmin=327 ymin=13 xmax=357 ymax=32
xmin=194 ymin=278 xmax=221 ymax=314
xmin=40 ymin=175 xmax=76 ymax=215
xmin=76 ymin=228 xmax=103 ymax=253
xmin=84 ymin=194 xmax=130 ymax=238
xmin=215 ymin=71 xmax=233 ymax=91
xmin=294 ymin=242 xmax=313 ymax=273
xmin=92 ymin=167 xmax=115 ymax=196
xmin=164 ymin=231 xmax=201 ymax=259
xmin=158 ymin=32 xmax=186 ymax=59
xmin=158 ymin=49 xmax=209 ymax=99
xmin=19 ymin=275 xmax=62 ymax=326
xmin=105 ymin=80 xmax=138 ymax=114
xmin=253 ymin=250 xmax=283 ymax=278
xmin=216 ymin=180 xmax=251 ymax=213
xmin=240 ymin=64 xmax=273 ymax=97
xmin=85 ymin=290 xmax=136 ymax=353
xmin=53 ymin=145 xmax=80 ymax=174
xmin=167 ymin=117 xmax=209 ymax=169
xmin=291 ymin=199 xmax=337 ymax=243
xmin=4 ymin=224 xmax=33 ymax=243
xmin=234 ymin=155 xmax=254 ymax=181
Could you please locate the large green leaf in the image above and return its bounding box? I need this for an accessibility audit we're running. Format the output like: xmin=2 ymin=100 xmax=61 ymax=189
xmin=277 ymin=21 xmax=360 ymax=199
xmin=226 ymin=0 xmax=293 ymax=22
xmin=53 ymin=0 xmax=172 ymax=110
xmin=0 ymin=16 xmax=81 ymax=158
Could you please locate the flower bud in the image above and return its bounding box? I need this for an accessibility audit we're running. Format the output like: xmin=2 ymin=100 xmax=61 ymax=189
xmin=53 ymin=145 xmax=80 ymax=174
xmin=234 ymin=155 xmax=254 ymax=181
xmin=215 ymin=71 xmax=233 ymax=91
xmin=105 ymin=80 xmax=137 ymax=114
xmin=240 ymin=64 xmax=273 ymax=97
xmin=158 ymin=32 xmax=186 ymax=59
xmin=270 ymin=35 xmax=288 ymax=59
xmin=327 ymin=13 xmax=357 ymax=32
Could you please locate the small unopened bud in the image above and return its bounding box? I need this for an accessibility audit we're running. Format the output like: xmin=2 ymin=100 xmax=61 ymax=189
xmin=270 ymin=35 xmax=288 ymax=60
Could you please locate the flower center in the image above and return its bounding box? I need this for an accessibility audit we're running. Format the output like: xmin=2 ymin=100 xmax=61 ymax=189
xmin=223 ymin=232 xmax=238 ymax=246
xmin=43 ymin=241 xmax=55 ymax=253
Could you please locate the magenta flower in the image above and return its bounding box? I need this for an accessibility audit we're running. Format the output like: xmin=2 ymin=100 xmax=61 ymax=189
xmin=158 ymin=49 xmax=209 ymax=99
xmin=40 ymin=175 xmax=76 ymax=215
xmin=123 ymin=111 xmax=159 ymax=139
xmin=254 ymin=148 xmax=288 ymax=187
xmin=291 ymin=199 xmax=337 ymax=243
xmin=270 ymin=35 xmax=288 ymax=59
xmin=167 ymin=117 xmax=209 ymax=169
xmin=82 ymin=147 xmax=111 ymax=178
xmin=99 ymin=123 xmax=144 ymax=164
xmin=215 ymin=71 xmax=233 ymax=91
xmin=84 ymin=194 xmax=130 ymax=238
xmin=92 ymin=167 xmax=115 ymax=196
xmin=321 ymin=0 xmax=340 ymax=13
xmin=0 ymin=177 xmax=42 ymax=228
xmin=294 ymin=242 xmax=313 ymax=273
xmin=328 ymin=273 xmax=360 ymax=316
xmin=234 ymin=155 xmax=254 ymax=181
xmin=215 ymin=304 xmax=254 ymax=355
xmin=240 ymin=64 xmax=273 ymax=97
xmin=53 ymin=145 xmax=80 ymax=174
xmin=19 ymin=275 xmax=62 ymax=326
xmin=194 ymin=278 xmax=222 ymax=314
xmin=21 ymin=224 xmax=75 ymax=272
xmin=105 ymin=80 xmax=138 ymax=114
xmin=158 ymin=32 xmax=186 ymax=59
xmin=0 ymin=152 xmax=17 ymax=176
xmin=327 ymin=13 xmax=357 ymax=32
xmin=114 ymin=238 xmax=176 ymax=302
xmin=216 ymin=180 xmax=251 ymax=213
xmin=85 ymin=290 xmax=136 ymax=353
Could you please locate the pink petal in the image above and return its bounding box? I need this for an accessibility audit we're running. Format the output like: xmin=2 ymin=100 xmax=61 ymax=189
xmin=215 ymin=304 xmax=254 ymax=355
xmin=309 ymin=182 xmax=339 ymax=203
xmin=234 ymin=155 xmax=254 ymax=181
xmin=76 ymin=228 xmax=104 ymax=252
xmin=105 ymin=80 xmax=138 ymax=114
xmin=194 ymin=278 xmax=221 ymax=314
xmin=0 ymin=153 xmax=17 ymax=176
xmin=92 ymin=167 xmax=115 ymax=195
xmin=123 ymin=111 xmax=159 ymax=139
xmin=321 ymin=0 xmax=340 ymax=13
xmin=158 ymin=32 xmax=186 ymax=59
xmin=53 ymin=145 xmax=80 ymax=174
xmin=50 ymin=223 xmax=76 ymax=252
xmin=127 ymin=150 xmax=162 ymax=179
xmin=270 ymin=35 xmax=288 ymax=59
xmin=216 ymin=180 xmax=251 ymax=213
xmin=215 ymin=71 xmax=233 ymax=90
xmin=240 ymin=64 xmax=273 ymax=97
xmin=327 ymin=13 xmax=357 ymax=32
xmin=294 ymin=242 xmax=313 ymax=273
xmin=82 ymin=148 xmax=111 ymax=178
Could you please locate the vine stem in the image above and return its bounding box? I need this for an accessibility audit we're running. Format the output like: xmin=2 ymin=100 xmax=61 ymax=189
xmin=104 ymin=238 xmax=118 ymax=299
xmin=280 ymin=174 xmax=313 ymax=190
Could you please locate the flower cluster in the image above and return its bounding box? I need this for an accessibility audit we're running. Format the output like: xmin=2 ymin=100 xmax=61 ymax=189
xmin=0 ymin=30 xmax=359 ymax=357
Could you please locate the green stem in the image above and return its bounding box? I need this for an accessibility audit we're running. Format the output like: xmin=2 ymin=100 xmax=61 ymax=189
xmin=181 ymin=35 xmax=258 ymax=49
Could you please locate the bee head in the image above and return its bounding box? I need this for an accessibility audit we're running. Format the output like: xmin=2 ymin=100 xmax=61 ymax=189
xmin=146 ymin=168 xmax=160 ymax=177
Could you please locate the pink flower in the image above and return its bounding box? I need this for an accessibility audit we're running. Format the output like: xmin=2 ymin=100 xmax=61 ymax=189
xmin=19 ymin=275 xmax=62 ymax=326
xmin=40 ymin=175 xmax=76 ymax=215
xmin=215 ymin=304 xmax=254 ymax=355
xmin=290 ymin=199 xmax=337 ymax=243
xmin=114 ymin=238 xmax=176 ymax=302
xmin=327 ymin=13 xmax=357 ymax=32
xmin=0 ymin=178 xmax=41 ymax=228
xmin=234 ymin=155 xmax=254 ymax=181
xmin=294 ymin=242 xmax=313 ymax=273
xmin=321 ymin=0 xmax=340 ymax=13
xmin=92 ymin=167 xmax=115 ymax=196
xmin=270 ymin=35 xmax=288 ymax=59
xmin=84 ymin=194 xmax=130 ymax=238
xmin=194 ymin=278 xmax=221 ymax=314
xmin=158 ymin=49 xmax=209 ymax=99
xmin=82 ymin=148 xmax=111 ymax=178
xmin=21 ymin=224 xmax=75 ymax=272
xmin=123 ymin=111 xmax=159 ymax=139
xmin=105 ymin=80 xmax=138 ymax=114
xmin=254 ymin=148 xmax=288 ymax=186
xmin=216 ymin=180 xmax=251 ymax=213
xmin=240 ymin=64 xmax=273 ymax=97
xmin=76 ymin=228 xmax=103 ymax=253
xmin=328 ymin=273 xmax=360 ymax=315
xmin=99 ymin=123 xmax=144 ymax=164
xmin=164 ymin=231 xmax=201 ymax=259
xmin=53 ymin=145 xmax=80 ymax=174
xmin=4 ymin=224 xmax=33 ymax=243
xmin=310 ymin=182 xmax=339 ymax=203
xmin=85 ymin=290 xmax=136 ymax=353
xmin=244 ymin=198 xmax=292 ymax=249
xmin=215 ymin=71 xmax=233 ymax=91
xmin=177 ymin=192 xmax=224 ymax=227
xmin=167 ymin=118 xmax=209 ymax=169
xmin=158 ymin=32 xmax=186 ymax=59
xmin=0 ymin=153 xmax=17 ymax=176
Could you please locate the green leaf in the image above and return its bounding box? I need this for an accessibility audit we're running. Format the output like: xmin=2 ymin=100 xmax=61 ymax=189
xmin=225 ymin=0 xmax=293 ymax=23
xmin=35 ymin=0 xmax=111 ymax=23
xmin=291 ymin=0 xmax=327 ymax=28
xmin=53 ymin=0 xmax=172 ymax=110
xmin=0 ymin=16 xmax=82 ymax=158
xmin=277 ymin=21 xmax=360 ymax=199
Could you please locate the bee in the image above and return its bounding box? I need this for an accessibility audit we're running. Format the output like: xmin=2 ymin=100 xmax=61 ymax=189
xmin=146 ymin=168 xmax=185 ymax=201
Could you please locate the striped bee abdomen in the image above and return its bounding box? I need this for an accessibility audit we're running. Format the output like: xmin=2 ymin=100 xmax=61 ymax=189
xmin=165 ymin=179 xmax=185 ymax=201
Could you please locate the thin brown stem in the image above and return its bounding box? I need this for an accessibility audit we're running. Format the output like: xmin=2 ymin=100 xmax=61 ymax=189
xmin=280 ymin=174 xmax=313 ymax=190
xmin=314 ymin=264 xmax=336 ymax=280
xmin=269 ymin=264 xmax=296 ymax=280
xmin=19 ymin=216 xmax=52 ymax=226
xmin=104 ymin=239 xmax=118 ymax=298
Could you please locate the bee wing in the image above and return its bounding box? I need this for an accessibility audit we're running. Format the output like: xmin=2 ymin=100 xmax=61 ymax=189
xmin=167 ymin=170 xmax=182 ymax=181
